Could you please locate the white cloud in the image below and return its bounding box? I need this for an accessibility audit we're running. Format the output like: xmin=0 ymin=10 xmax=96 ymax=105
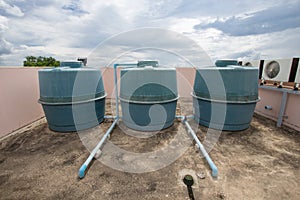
xmin=0 ymin=38 xmax=13 ymax=55
xmin=87 ymin=28 xmax=212 ymax=67
xmin=183 ymin=26 xmax=300 ymax=62
xmin=0 ymin=0 xmax=24 ymax=17
xmin=195 ymin=1 xmax=300 ymax=36
xmin=0 ymin=0 xmax=299 ymax=66
xmin=168 ymin=0 xmax=285 ymax=18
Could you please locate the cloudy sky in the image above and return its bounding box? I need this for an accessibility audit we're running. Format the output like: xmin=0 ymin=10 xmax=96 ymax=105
xmin=0 ymin=0 xmax=299 ymax=66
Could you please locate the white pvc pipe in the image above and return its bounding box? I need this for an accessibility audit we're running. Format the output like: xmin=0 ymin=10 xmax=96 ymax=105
xmin=78 ymin=118 xmax=118 ymax=178
xmin=113 ymin=63 xmax=137 ymax=119
xmin=180 ymin=116 xmax=218 ymax=178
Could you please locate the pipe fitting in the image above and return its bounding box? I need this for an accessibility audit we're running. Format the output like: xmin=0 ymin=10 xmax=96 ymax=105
xmin=78 ymin=164 xmax=87 ymax=179
xmin=264 ymin=105 xmax=272 ymax=110
xmin=294 ymin=83 xmax=299 ymax=91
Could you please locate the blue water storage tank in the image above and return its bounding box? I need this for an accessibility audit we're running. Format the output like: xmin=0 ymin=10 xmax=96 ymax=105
xmin=120 ymin=67 xmax=178 ymax=131
xmin=60 ymin=61 xmax=83 ymax=68
xmin=38 ymin=67 xmax=106 ymax=132
xmin=193 ymin=64 xmax=259 ymax=131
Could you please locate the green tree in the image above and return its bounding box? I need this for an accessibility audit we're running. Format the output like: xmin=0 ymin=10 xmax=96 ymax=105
xmin=23 ymin=56 xmax=60 ymax=67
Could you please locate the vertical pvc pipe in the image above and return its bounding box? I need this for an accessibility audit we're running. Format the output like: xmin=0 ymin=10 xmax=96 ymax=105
xmin=113 ymin=63 xmax=137 ymax=119
xmin=113 ymin=64 xmax=119 ymax=119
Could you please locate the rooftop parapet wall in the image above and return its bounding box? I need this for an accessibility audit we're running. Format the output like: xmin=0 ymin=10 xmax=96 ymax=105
xmin=0 ymin=67 xmax=44 ymax=137
xmin=255 ymin=87 xmax=300 ymax=131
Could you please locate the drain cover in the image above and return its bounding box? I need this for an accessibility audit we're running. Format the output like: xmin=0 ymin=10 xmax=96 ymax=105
xmin=183 ymin=175 xmax=195 ymax=200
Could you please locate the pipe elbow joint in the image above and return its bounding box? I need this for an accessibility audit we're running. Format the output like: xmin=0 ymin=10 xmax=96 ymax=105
xmin=79 ymin=164 xmax=87 ymax=179
xmin=211 ymin=166 xmax=218 ymax=178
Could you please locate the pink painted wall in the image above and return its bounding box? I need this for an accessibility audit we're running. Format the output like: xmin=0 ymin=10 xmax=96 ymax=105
xmin=284 ymin=94 xmax=300 ymax=130
xmin=255 ymin=88 xmax=300 ymax=131
xmin=101 ymin=67 xmax=118 ymax=98
xmin=176 ymin=68 xmax=196 ymax=98
xmin=0 ymin=67 xmax=44 ymax=137
xmin=0 ymin=67 xmax=299 ymax=137
xmin=255 ymin=89 xmax=282 ymax=121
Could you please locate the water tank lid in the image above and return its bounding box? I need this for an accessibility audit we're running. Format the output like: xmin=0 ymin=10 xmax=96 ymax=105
xmin=60 ymin=61 xmax=83 ymax=68
xmin=215 ymin=60 xmax=238 ymax=67
xmin=137 ymin=60 xmax=159 ymax=67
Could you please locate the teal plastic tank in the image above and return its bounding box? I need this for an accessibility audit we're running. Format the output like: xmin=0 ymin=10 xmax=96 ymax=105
xmin=60 ymin=61 xmax=83 ymax=68
xmin=193 ymin=64 xmax=259 ymax=131
xmin=120 ymin=67 xmax=178 ymax=131
xmin=38 ymin=67 xmax=106 ymax=132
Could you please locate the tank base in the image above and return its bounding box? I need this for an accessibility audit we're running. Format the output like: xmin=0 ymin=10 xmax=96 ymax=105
xmin=193 ymin=97 xmax=257 ymax=131
xmin=194 ymin=117 xmax=250 ymax=131
xmin=120 ymin=100 xmax=177 ymax=132
xmin=42 ymin=98 xmax=105 ymax=132
xmin=48 ymin=118 xmax=104 ymax=132
xmin=122 ymin=120 xmax=174 ymax=132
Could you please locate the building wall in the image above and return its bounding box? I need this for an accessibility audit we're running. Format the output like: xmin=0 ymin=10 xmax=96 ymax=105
xmin=255 ymin=88 xmax=300 ymax=131
xmin=0 ymin=67 xmax=299 ymax=137
xmin=0 ymin=67 xmax=44 ymax=137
